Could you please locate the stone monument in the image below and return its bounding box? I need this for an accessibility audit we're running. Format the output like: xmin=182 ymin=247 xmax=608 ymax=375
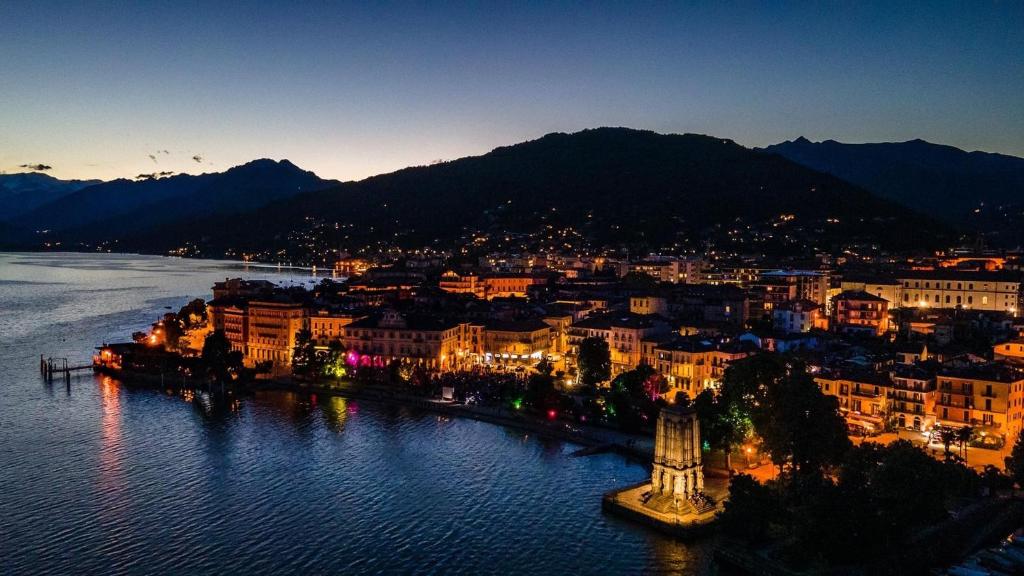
xmin=641 ymin=404 xmax=714 ymax=516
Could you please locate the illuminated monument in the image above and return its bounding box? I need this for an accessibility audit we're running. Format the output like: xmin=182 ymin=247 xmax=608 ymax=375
xmin=647 ymin=405 xmax=705 ymax=513
xmin=603 ymin=405 xmax=718 ymax=537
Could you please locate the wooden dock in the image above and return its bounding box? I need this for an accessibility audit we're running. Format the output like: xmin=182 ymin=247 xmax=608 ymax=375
xmin=40 ymin=355 xmax=93 ymax=384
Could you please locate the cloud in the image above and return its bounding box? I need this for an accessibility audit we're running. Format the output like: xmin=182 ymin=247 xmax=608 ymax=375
xmin=192 ymin=154 xmax=203 ymax=163
xmin=135 ymin=171 xmax=176 ymax=180
xmin=19 ymin=163 xmax=52 ymax=171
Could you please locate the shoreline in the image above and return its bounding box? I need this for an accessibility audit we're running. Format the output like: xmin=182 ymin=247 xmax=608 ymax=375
xmin=96 ymin=367 xmax=658 ymax=466
xmin=261 ymin=379 xmax=659 ymax=466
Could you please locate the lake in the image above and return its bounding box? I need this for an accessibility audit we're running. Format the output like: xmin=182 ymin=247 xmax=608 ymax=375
xmin=0 ymin=252 xmax=712 ymax=575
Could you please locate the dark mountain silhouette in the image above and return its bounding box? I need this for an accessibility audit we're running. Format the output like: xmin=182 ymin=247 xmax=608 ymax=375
xmin=13 ymin=159 xmax=338 ymax=241
xmin=763 ymin=137 xmax=1024 ymax=225
xmin=0 ymin=173 xmax=103 ymax=220
xmin=129 ymin=128 xmax=949 ymax=258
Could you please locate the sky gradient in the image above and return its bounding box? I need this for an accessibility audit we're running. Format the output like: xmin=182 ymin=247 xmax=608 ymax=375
xmin=2 ymin=1 xmax=1022 ymax=182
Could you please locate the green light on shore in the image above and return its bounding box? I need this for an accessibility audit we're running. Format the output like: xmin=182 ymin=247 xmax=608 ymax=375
xmin=512 ymin=398 xmax=523 ymax=410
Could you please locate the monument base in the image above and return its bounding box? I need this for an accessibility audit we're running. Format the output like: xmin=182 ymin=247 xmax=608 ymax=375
xmin=601 ymin=477 xmax=727 ymax=539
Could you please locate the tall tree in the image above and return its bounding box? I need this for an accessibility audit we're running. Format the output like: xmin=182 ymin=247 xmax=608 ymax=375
xmin=577 ymin=337 xmax=611 ymax=388
xmin=177 ymin=298 xmax=208 ymax=328
xmin=202 ymin=329 xmax=241 ymax=383
xmin=938 ymin=427 xmax=958 ymax=461
xmin=956 ymin=426 xmax=973 ymax=459
xmin=291 ymin=329 xmax=321 ymax=380
xmin=755 ymin=363 xmax=850 ymax=476
xmin=1006 ymin=432 xmax=1024 ymax=488
xmin=694 ymin=389 xmax=752 ymax=472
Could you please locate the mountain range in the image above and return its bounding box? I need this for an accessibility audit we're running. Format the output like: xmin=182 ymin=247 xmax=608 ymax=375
xmin=7 ymin=128 xmax=1023 ymax=260
xmin=0 ymin=173 xmax=102 ymax=220
xmin=127 ymin=128 xmax=947 ymax=259
xmin=2 ymin=160 xmax=337 ymax=243
xmin=763 ymin=137 xmax=1024 ymax=225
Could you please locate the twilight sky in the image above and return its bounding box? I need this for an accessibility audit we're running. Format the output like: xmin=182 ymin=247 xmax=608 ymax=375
xmin=1 ymin=1 xmax=1022 ymax=182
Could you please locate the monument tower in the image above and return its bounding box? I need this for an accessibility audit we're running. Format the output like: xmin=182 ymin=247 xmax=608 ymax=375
xmin=648 ymin=405 xmax=704 ymax=512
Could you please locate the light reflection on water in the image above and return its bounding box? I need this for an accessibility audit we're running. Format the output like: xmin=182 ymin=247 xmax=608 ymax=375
xmin=0 ymin=252 xmax=713 ymax=575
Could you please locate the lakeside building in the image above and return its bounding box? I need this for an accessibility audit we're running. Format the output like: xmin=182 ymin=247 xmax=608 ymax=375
xmin=889 ymin=363 xmax=938 ymax=431
xmin=935 ymin=364 xmax=1024 ymax=437
xmin=245 ymin=298 xmax=306 ymax=375
xmin=337 ymin=310 xmax=464 ymax=371
xmin=439 ymin=270 xmax=551 ymax=300
xmin=652 ymin=337 xmax=753 ymax=399
xmin=569 ymin=311 xmax=671 ymax=376
xmin=212 ymin=278 xmax=276 ymax=300
xmin=479 ymin=319 xmax=554 ymax=366
xmin=815 ymin=369 xmax=893 ymax=432
xmin=832 ymin=290 xmax=890 ymax=336
xmin=309 ymin=309 xmax=364 ymax=346
xmin=208 ymin=294 xmax=306 ymax=375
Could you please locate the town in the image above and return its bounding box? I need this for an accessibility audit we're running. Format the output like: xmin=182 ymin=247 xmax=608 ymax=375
xmin=101 ymin=250 xmax=1024 ymax=462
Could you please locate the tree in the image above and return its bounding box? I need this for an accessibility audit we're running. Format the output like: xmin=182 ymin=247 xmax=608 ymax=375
xmin=291 ymin=329 xmax=321 ymax=380
xmin=719 ymin=473 xmax=779 ymax=542
xmin=719 ymin=354 xmax=787 ymax=415
xmin=694 ymin=389 xmax=752 ymax=472
xmin=322 ymin=340 xmax=346 ymax=379
xmin=607 ymin=364 xmax=663 ymax=431
xmin=956 ymin=425 xmax=973 ymax=459
xmin=938 ymin=427 xmax=959 ymax=461
xmin=577 ymin=337 xmax=611 ymax=388
xmin=202 ymin=330 xmax=242 ymax=383
xmin=162 ymin=318 xmax=184 ymax=351
xmin=755 ymin=364 xmax=850 ymax=476
xmin=1005 ymin=432 xmax=1024 ymax=488
xmin=525 ymin=364 xmax=562 ymax=415
xmin=177 ymin=298 xmax=207 ymax=328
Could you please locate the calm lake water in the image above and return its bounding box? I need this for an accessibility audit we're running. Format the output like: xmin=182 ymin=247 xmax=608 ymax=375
xmin=0 ymin=252 xmax=712 ymax=575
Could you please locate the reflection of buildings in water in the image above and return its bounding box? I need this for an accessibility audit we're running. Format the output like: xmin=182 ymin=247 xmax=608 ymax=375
xmin=252 ymin=390 xmax=318 ymax=430
xmin=319 ymin=396 xmax=350 ymax=432
xmin=97 ymin=376 xmax=127 ymax=522
xmin=190 ymin=390 xmax=241 ymax=422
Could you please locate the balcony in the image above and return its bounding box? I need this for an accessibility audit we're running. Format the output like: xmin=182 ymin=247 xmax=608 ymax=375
xmin=851 ymin=388 xmax=882 ymax=399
